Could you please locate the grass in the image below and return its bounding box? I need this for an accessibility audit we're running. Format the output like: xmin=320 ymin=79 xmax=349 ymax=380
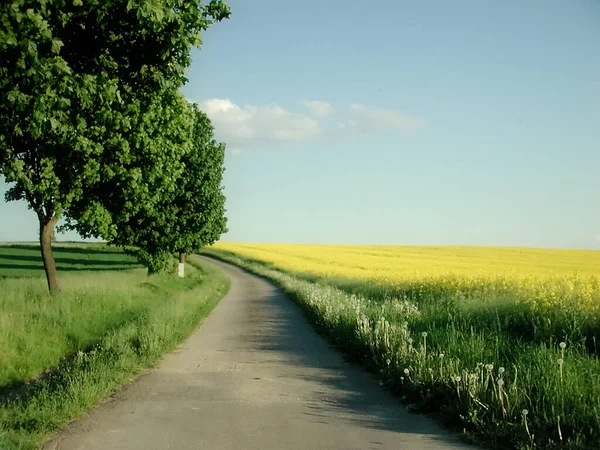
xmin=203 ymin=244 xmax=600 ymax=450
xmin=0 ymin=244 xmax=229 ymax=450
xmin=0 ymin=243 xmax=140 ymax=278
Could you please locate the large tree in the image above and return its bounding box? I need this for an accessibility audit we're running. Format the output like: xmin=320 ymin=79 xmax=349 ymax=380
xmin=0 ymin=0 xmax=230 ymax=292
xmin=68 ymin=102 xmax=228 ymax=276
xmin=65 ymin=91 xmax=198 ymax=274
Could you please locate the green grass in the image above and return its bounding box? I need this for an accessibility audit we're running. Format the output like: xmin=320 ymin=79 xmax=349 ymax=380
xmin=0 ymin=243 xmax=140 ymax=278
xmin=0 ymin=244 xmax=229 ymax=450
xmin=203 ymin=248 xmax=600 ymax=450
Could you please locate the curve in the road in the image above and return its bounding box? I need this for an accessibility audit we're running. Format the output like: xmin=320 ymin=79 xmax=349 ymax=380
xmin=44 ymin=256 xmax=470 ymax=450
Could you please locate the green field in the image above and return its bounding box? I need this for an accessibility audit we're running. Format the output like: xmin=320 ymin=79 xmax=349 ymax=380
xmin=0 ymin=243 xmax=140 ymax=278
xmin=0 ymin=244 xmax=229 ymax=450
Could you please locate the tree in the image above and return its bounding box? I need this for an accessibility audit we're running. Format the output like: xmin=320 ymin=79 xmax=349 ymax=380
xmin=0 ymin=0 xmax=231 ymax=292
xmin=65 ymin=90 xmax=198 ymax=274
xmin=68 ymin=101 xmax=228 ymax=276
xmin=171 ymin=105 xmax=228 ymax=277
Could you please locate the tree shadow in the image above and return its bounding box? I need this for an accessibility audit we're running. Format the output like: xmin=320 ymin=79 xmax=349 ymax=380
xmin=1 ymin=244 xmax=122 ymax=255
xmin=0 ymin=244 xmax=140 ymax=276
xmin=0 ymin=263 xmax=140 ymax=277
xmin=0 ymin=254 xmax=137 ymax=265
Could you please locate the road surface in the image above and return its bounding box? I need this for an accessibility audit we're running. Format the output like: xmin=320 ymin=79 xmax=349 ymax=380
xmin=44 ymin=257 xmax=469 ymax=450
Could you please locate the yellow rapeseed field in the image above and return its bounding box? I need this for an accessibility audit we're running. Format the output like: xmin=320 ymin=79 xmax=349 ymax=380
xmin=213 ymin=243 xmax=600 ymax=310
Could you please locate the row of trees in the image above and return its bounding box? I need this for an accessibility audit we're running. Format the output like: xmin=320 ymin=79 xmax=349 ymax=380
xmin=0 ymin=0 xmax=231 ymax=292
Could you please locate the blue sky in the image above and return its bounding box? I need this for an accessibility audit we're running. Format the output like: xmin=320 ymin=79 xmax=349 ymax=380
xmin=2 ymin=0 xmax=599 ymax=248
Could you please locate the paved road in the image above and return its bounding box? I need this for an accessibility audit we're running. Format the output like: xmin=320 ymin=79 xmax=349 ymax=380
xmin=44 ymin=257 xmax=469 ymax=450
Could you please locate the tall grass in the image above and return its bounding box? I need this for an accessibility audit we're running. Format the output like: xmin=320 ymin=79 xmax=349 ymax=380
xmin=0 ymin=251 xmax=229 ymax=450
xmin=204 ymin=248 xmax=600 ymax=450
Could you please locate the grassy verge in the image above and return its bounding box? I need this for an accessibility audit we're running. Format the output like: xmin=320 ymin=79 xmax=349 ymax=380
xmin=0 ymin=246 xmax=229 ymax=450
xmin=202 ymin=248 xmax=599 ymax=450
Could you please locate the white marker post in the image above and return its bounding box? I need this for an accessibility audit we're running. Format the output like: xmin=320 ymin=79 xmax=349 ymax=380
xmin=178 ymin=252 xmax=185 ymax=278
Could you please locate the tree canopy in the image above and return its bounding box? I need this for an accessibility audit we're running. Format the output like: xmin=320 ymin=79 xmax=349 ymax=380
xmin=66 ymin=101 xmax=228 ymax=275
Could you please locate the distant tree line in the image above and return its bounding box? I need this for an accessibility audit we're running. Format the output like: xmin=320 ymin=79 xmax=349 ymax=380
xmin=0 ymin=0 xmax=231 ymax=292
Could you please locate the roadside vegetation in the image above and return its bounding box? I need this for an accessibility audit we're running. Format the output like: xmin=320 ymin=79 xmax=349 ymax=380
xmin=0 ymin=245 xmax=229 ymax=450
xmin=204 ymin=244 xmax=600 ymax=450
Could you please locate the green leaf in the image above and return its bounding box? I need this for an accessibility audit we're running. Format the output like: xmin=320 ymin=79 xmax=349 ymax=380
xmin=27 ymin=40 xmax=37 ymax=56
xmin=54 ymin=58 xmax=71 ymax=74
xmin=51 ymin=39 xmax=63 ymax=54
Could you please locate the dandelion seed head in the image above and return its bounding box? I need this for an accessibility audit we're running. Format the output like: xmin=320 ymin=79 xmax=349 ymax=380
xmin=558 ymin=358 xmax=564 ymax=365
xmin=404 ymin=368 xmax=410 ymax=375
xmin=455 ymin=376 xmax=461 ymax=382
xmin=498 ymin=379 xmax=504 ymax=387
xmin=422 ymin=332 xmax=428 ymax=338
xmin=386 ymin=358 xmax=391 ymax=366
xmin=439 ymin=353 xmax=445 ymax=359
xmin=559 ymin=342 xmax=566 ymax=349
xmin=400 ymin=376 xmax=404 ymax=381
xmin=499 ymin=367 xmax=505 ymax=374
xmin=485 ymin=363 xmax=494 ymax=371
xmin=522 ymin=409 xmax=529 ymax=416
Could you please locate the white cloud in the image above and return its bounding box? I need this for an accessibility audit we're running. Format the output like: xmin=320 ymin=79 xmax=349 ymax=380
xmin=350 ymin=103 xmax=424 ymax=132
xmin=301 ymin=100 xmax=334 ymax=117
xmin=596 ymin=234 xmax=600 ymax=243
xmin=196 ymin=98 xmax=424 ymax=150
xmin=198 ymin=98 xmax=320 ymax=148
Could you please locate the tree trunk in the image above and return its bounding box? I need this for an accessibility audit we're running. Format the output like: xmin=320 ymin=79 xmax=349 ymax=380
xmin=39 ymin=215 xmax=60 ymax=293
xmin=178 ymin=251 xmax=185 ymax=278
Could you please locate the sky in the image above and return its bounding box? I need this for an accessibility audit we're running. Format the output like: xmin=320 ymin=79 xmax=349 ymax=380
xmin=1 ymin=0 xmax=599 ymax=249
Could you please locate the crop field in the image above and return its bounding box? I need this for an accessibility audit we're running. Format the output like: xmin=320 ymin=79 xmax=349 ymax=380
xmin=206 ymin=243 xmax=600 ymax=449
xmin=212 ymin=243 xmax=600 ymax=310
xmin=0 ymin=244 xmax=229 ymax=450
